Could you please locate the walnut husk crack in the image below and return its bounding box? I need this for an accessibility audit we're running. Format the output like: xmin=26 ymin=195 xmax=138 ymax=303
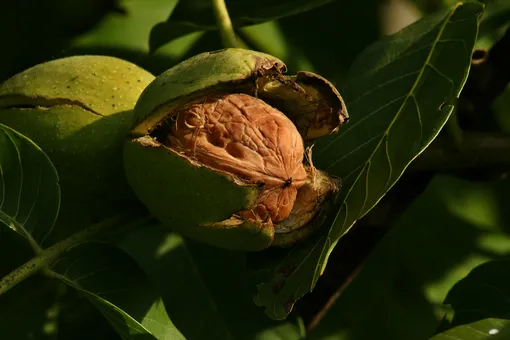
xmin=164 ymin=93 xmax=307 ymax=223
xmin=151 ymin=92 xmax=339 ymax=239
xmin=124 ymin=48 xmax=346 ymax=250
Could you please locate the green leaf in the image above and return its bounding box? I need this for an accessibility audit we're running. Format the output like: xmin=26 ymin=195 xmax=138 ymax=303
xmin=254 ymin=1 xmax=484 ymax=320
xmin=65 ymin=0 xmax=202 ymax=76
xmin=438 ymin=260 xmax=510 ymax=331
xmin=0 ymin=276 xmax=60 ymax=340
xmin=148 ymin=0 xmax=334 ymax=52
xmin=236 ymin=0 xmax=383 ymax=83
xmin=477 ymin=0 xmax=510 ymax=48
xmin=431 ymin=319 xmax=510 ymax=340
xmin=307 ymin=175 xmax=510 ymax=340
xmin=118 ymin=225 xmax=304 ymax=340
xmin=0 ymin=123 xmax=60 ymax=249
xmin=70 ymin=0 xmax=178 ymax=54
xmin=0 ymin=259 xmax=130 ymax=340
xmin=51 ymin=241 xmax=185 ymax=340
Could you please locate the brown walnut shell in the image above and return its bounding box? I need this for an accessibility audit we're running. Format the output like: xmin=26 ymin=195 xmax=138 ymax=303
xmin=168 ymin=93 xmax=308 ymax=223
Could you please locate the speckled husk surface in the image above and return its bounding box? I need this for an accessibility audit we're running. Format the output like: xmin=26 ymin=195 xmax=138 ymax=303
xmin=124 ymin=48 xmax=344 ymax=250
xmin=0 ymin=55 xmax=155 ymax=244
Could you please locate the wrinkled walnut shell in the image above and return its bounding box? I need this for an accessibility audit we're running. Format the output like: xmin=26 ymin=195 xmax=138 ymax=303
xmin=124 ymin=48 xmax=346 ymax=250
xmin=168 ymin=93 xmax=308 ymax=223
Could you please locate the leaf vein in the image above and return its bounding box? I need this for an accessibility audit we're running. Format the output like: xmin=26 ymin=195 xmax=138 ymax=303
xmin=349 ymin=71 xmax=421 ymax=105
xmin=437 ymin=38 xmax=469 ymax=54
xmin=326 ymin=132 xmax=384 ymax=170
xmin=0 ymin=144 xmax=4 ymax=210
xmin=411 ymin=94 xmax=424 ymax=146
xmin=359 ymin=162 xmax=370 ymax=217
xmin=384 ymin=134 xmax=393 ymax=189
xmin=321 ymin=2 xmax=464 ymax=271
xmin=324 ymin=94 xmax=408 ymax=152
xmin=5 ymin=131 xmax=23 ymax=221
xmin=20 ymin=165 xmax=43 ymax=234
xmin=427 ymin=62 xmax=454 ymax=85
xmin=343 ymin=164 xmax=365 ymax=181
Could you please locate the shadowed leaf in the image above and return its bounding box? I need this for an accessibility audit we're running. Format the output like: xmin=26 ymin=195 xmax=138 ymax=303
xmin=118 ymin=225 xmax=304 ymax=340
xmin=0 ymin=123 xmax=60 ymax=248
xmin=306 ymin=175 xmax=510 ymax=339
xmin=431 ymin=318 xmax=509 ymax=339
xmin=254 ymin=1 xmax=484 ymax=320
xmin=438 ymin=260 xmax=510 ymax=332
xmin=51 ymin=241 xmax=185 ymax=340
xmin=149 ymin=0 xmax=334 ymax=51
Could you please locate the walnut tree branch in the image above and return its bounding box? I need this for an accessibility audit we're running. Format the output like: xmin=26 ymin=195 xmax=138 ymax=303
xmin=0 ymin=212 xmax=154 ymax=296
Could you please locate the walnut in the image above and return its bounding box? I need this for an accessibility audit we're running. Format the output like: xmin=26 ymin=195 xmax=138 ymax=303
xmin=124 ymin=48 xmax=346 ymax=250
xmin=169 ymin=93 xmax=308 ymax=223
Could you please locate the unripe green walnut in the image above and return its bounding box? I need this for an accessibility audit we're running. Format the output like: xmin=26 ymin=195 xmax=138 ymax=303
xmin=124 ymin=48 xmax=348 ymax=251
xmin=0 ymin=56 xmax=155 ymax=243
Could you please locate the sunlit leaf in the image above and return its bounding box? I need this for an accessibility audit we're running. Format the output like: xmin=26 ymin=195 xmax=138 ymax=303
xmin=477 ymin=0 xmax=510 ymax=48
xmin=0 ymin=123 xmax=60 ymax=248
xmin=51 ymin=241 xmax=185 ymax=340
xmin=254 ymin=1 xmax=484 ymax=320
xmin=149 ymin=0 xmax=334 ymax=51
xmin=308 ymin=175 xmax=510 ymax=339
xmin=65 ymin=0 xmax=201 ymax=76
xmin=0 ymin=276 xmax=60 ymax=340
xmin=439 ymin=260 xmax=510 ymax=331
xmin=118 ymin=225 xmax=304 ymax=340
xmin=431 ymin=318 xmax=509 ymax=340
xmin=71 ymin=0 xmax=178 ymax=50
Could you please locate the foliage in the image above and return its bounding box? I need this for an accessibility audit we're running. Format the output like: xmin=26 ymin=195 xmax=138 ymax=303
xmin=1 ymin=0 xmax=510 ymax=339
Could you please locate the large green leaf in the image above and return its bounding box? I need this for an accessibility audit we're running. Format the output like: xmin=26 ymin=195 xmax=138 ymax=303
xmin=480 ymin=0 xmax=510 ymax=33
xmin=0 ymin=123 xmax=60 ymax=248
xmin=413 ymin=0 xmax=509 ymax=48
xmin=431 ymin=319 xmax=510 ymax=340
xmin=0 ymin=227 xmax=135 ymax=340
xmin=0 ymin=124 xmax=60 ymax=338
xmin=0 ymin=274 xmax=119 ymax=340
xmin=237 ymin=0 xmax=381 ymax=85
xmin=438 ymin=260 xmax=510 ymax=331
xmin=0 ymin=275 xmax=60 ymax=339
xmin=307 ymin=175 xmax=510 ymax=340
xmin=66 ymin=0 xmax=197 ymax=76
xmin=51 ymin=241 xmax=185 ymax=340
xmin=118 ymin=225 xmax=304 ymax=340
xmin=254 ymin=1 xmax=484 ymax=319
xmin=477 ymin=0 xmax=510 ymax=49
xmin=148 ymin=0 xmax=334 ymax=52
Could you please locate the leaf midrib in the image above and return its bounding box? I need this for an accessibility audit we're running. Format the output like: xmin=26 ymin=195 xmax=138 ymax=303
xmin=316 ymin=2 xmax=465 ymax=278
